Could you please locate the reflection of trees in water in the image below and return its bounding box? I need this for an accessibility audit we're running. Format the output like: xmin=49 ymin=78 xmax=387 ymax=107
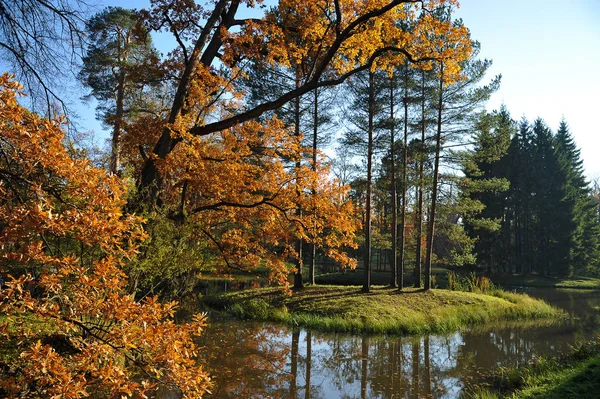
xmin=198 ymin=323 xmax=290 ymax=398
xmin=197 ymin=290 xmax=599 ymax=398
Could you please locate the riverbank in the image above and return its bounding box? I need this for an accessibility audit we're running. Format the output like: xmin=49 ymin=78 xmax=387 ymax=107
xmin=473 ymin=337 xmax=600 ymax=399
xmin=315 ymin=270 xmax=600 ymax=290
xmin=490 ymin=274 xmax=600 ymax=290
xmin=201 ymin=286 xmax=564 ymax=335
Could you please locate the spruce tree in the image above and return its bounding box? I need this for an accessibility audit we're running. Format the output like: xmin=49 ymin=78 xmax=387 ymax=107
xmin=463 ymin=108 xmax=513 ymax=274
xmin=554 ymin=120 xmax=600 ymax=273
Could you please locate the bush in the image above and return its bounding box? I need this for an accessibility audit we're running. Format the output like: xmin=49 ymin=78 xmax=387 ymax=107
xmin=446 ymin=271 xmax=498 ymax=294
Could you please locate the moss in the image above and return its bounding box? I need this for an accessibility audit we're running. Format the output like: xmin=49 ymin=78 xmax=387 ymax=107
xmin=201 ymin=285 xmax=565 ymax=335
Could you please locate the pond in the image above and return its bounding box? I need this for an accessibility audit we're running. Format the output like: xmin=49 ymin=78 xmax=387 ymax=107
xmin=194 ymin=288 xmax=600 ymax=398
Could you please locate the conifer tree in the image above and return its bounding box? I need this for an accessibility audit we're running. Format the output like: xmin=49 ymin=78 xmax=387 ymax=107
xmin=554 ymin=120 xmax=600 ymax=273
xmin=342 ymin=70 xmax=389 ymax=292
xmin=79 ymin=7 xmax=161 ymax=175
xmin=463 ymin=108 xmax=513 ymax=273
xmin=422 ymin=30 xmax=500 ymax=289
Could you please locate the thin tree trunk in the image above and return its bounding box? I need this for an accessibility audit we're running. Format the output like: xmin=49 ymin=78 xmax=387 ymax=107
xmin=111 ymin=71 xmax=125 ymax=175
xmin=363 ymin=70 xmax=375 ymax=293
xmin=389 ymin=75 xmax=398 ymax=288
xmin=309 ymin=88 xmax=318 ymax=285
xmin=399 ymin=71 xmax=409 ymax=290
xmin=293 ymin=80 xmax=304 ymax=290
xmin=424 ymin=63 xmax=444 ymax=291
xmin=415 ymin=70 xmax=426 ymax=288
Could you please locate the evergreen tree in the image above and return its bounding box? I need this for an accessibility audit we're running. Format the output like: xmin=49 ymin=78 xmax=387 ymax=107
xmin=554 ymin=120 xmax=600 ymax=273
xmin=463 ymin=108 xmax=513 ymax=274
xmin=79 ymin=7 xmax=161 ymax=175
xmin=529 ymin=119 xmax=570 ymax=275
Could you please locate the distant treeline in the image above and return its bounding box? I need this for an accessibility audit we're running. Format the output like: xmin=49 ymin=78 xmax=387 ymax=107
xmin=465 ymin=117 xmax=600 ymax=276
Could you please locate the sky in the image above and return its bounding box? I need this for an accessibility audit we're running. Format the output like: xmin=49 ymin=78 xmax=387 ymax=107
xmin=456 ymin=0 xmax=600 ymax=177
xmin=70 ymin=0 xmax=600 ymax=177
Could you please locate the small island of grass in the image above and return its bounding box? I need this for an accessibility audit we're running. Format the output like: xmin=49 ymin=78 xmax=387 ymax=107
xmin=201 ymin=285 xmax=565 ymax=335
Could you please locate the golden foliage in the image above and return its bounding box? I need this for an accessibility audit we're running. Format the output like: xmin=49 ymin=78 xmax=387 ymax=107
xmin=121 ymin=0 xmax=472 ymax=288
xmin=0 ymin=74 xmax=211 ymax=398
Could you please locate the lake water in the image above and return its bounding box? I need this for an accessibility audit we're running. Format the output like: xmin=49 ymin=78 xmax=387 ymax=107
xmin=194 ymin=288 xmax=600 ymax=398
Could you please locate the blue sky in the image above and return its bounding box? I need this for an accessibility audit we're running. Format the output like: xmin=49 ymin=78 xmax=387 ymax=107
xmin=456 ymin=0 xmax=600 ymax=177
xmin=73 ymin=0 xmax=600 ymax=176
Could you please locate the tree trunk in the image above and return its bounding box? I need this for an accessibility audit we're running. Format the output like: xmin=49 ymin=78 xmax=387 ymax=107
xmin=309 ymin=88 xmax=318 ymax=286
xmin=293 ymin=86 xmax=304 ymax=290
xmin=363 ymin=70 xmax=375 ymax=293
xmin=389 ymin=75 xmax=398 ymax=288
xmin=110 ymin=72 xmax=126 ymax=176
xmin=399 ymin=71 xmax=409 ymax=290
xmin=424 ymin=63 xmax=444 ymax=290
xmin=415 ymin=70 xmax=426 ymax=288
xmin=137 ymin=0 xmax=235 ymax=207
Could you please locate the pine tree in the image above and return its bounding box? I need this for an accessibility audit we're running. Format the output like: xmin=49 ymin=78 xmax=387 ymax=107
xmin=342 ymin=70 xmax=388 ymax=292
xmin=79 ymin=6 xmax=160 ymax=175
xmin=422 ymin=33 xmax=500 ymax=289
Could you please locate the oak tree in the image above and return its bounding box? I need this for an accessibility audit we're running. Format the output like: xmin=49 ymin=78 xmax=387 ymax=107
xmin=0 ymin=75 xmax=211 ymax=398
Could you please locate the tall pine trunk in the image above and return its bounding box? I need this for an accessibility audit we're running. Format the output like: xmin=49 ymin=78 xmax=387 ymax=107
xmin=389 ymin=75 xmax=398 ymax=288
xmin=415 ymin=70 xmax=426 ymax=288
xmin=293 ymin=78 xmax=304 ymax=289
xmin=399 ymin=72 xmax=409 ymax=290
xmin=111 ymin=71 xmax=125 ymax=176
xmin=424 ymin=63 xmax=444 ymax=290
xmin=362 ymin=70 xmax=375 ymax=293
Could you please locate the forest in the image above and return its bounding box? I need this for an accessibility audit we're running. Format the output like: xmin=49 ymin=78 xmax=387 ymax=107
xmin=1 ymin=1 xmax=599 ymax=398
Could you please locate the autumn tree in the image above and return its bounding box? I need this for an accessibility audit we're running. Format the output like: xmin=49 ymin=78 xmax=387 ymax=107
xmin=0 ymin=75 xmax=211 ymax=398
xmin=123 ymin=0 xmax=472 ymax=289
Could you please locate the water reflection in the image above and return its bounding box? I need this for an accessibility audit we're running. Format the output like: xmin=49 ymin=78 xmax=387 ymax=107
xmin=197 ymin=288 xmax=599 ymax=398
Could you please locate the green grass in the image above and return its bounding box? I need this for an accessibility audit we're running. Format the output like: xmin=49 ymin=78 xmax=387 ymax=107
xmin=491 ymin=274 xmax=600 ymax=290
xmin=469 ymin=338 xmax=600 ymax=399
xmin=201 ymin=285 xmax=565 ymax=335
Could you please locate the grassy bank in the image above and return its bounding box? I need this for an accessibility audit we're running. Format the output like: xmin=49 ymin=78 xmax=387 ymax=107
xmin=471 ymin=337 xmax=600 ymax=399
xmin=491 ymin=274 xmax=600 ymax=290
xmin=201 ymin=286 xmax=564 ymax=335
